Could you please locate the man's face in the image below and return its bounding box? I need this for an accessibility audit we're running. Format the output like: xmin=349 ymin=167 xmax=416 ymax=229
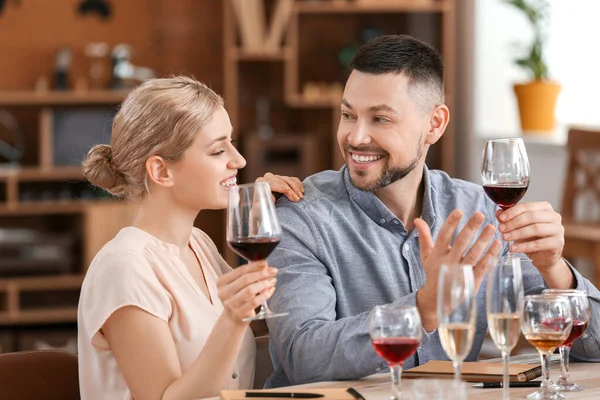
xmin=336 ymin=70 xmax=432 ymax=191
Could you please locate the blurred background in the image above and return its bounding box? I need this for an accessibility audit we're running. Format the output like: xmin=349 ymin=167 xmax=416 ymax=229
xmin=0 ymin=0 xmax=597 ymax=358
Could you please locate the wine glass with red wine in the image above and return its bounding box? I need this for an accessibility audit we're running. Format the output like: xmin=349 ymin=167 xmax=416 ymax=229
xmin=227 ymin=182 xmax=288 ymax=321
xmin=481 ymin=138 xmax=530 ymax=257
xmin=543 ymin=289 xmax=590 ymax=392
xmin=369 ymin=304 xmax=422 ymax=400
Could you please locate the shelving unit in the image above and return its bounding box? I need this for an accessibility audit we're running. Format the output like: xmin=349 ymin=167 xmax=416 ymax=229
xmin=0 ymin=91 xmax=135 ymax=348
xmin=222 ymin=0 xmax=456 ymax=263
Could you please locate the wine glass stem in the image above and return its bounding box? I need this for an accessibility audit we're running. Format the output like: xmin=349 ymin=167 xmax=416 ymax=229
xmin=453 ymin=360 xmax=461 ymax=382
xmin=558 ymin=345 xmax=572 ymax=385
xmin=540 ymin=352 xmax=551 ymax=396
xmin=259 ymin=301 xmax=271 ymax=315
xmin=501 ymin=351 xmax=510 ymax=400
xmin=389 ymin=364 xmax=402 ymax=400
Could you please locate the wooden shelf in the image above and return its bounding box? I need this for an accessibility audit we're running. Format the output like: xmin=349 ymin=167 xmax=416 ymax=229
xmin=295 ymin=0 xmax=449 ymax=14
xmin=0 ymin=200 xmax=110 ymax=216
xmin=228 ymin=48 xmax=292 ymax=62
xmin=0 ymin=90 xmax=129 ymax=106
xmin=285 ymin=94 xmax=338 ymax=109
xmin=0 ymin=166 xmax=83 ymax=182
xmin=0 ymin=308 xmax=78 ymax=325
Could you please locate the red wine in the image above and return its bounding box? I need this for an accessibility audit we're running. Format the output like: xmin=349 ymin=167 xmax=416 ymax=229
xmin=227 ymin=238 xmax=280 ymax=261
xmin=483 ymin=183 xmax=528 ymax=210
xmin=371 ymin=337 xmax=420 ymax=365
xmin=562 ymin=320 xmax=589 ymax=347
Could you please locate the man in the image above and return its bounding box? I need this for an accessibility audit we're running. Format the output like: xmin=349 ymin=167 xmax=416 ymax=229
xmin=264 ymin=35 xmax=600 ymax=388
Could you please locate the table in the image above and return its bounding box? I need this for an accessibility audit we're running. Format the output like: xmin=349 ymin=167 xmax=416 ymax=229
xmin=290 ymin=362 xmax=600 ymax=399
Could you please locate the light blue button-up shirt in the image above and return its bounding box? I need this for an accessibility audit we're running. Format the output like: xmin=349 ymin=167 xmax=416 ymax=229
xmin=265 ymin=166 xmax=600 ymax=388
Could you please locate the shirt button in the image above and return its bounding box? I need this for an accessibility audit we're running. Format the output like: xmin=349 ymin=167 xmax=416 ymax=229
xmin=380 ymin=218 xmax=386 ymax=224
xmin=375 ymin=367 xmax=382 ymax=372
xmin=392 ymin=219 xmax=400 ymax=225
xmin=404 ymin=244 xmax=410 ymax=251
xmin=232 ymin=372 xmax=238 ymax=379
xmin=582 ymin=332 xmax=589 ymax=339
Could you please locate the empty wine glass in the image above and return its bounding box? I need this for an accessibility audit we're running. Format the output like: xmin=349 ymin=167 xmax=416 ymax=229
xmin=437 ymin=264 xmax=476 ymax=382
xmin=487 ymin=255 xmax=524 ymax=400
xmin=227 ymin=182 xmax=288 ymax=321
xmin=370 ymin=304 xmax=422 ymax=400
xmin=543 ymin=289 xmax=590 ymax=392
xmin=481 ymin=138 xmax=530 ymax=258
xmin=522 ymin=294 xmax=572 ymax=400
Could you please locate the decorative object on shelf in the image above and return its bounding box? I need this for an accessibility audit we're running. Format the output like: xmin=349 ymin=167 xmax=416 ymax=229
xmin=504 ymin=0 xmax=560 ymax=134
xmin=85 ymin=42 xmax=110 ymax=90
xmin=110 ymin=44 xmax=155 ymax=89
xmin=77 ymin=0 xmax=111 ymax=20
xmin=256 ymin=97 xmax=274 ymax=140
xmin=0 ymin=110 xmax=24 ymax=165
xmin=338 ymin=26 xmax=383 ymax=71
xmin=302 ymin=81 xmax=343 ymax=102
xmin=54 ymin=46 xmax=72 ymax=91
xmin=231 ymin=0 xmax=294 ymax=53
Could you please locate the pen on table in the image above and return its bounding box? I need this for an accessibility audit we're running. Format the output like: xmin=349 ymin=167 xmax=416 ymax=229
xmin=346 ymin=388 xmax=365 ymax=400
xmin=472 ymin=381 xmax=542 ymax=388
xmin=244 ymin=393 xmax=325 ymax=398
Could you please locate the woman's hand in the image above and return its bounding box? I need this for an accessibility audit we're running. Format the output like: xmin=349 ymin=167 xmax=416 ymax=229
xmin=217 ymin=261 xmax=278 ymax=322
xmin=256 ymin=172 xmax=304 ymax=202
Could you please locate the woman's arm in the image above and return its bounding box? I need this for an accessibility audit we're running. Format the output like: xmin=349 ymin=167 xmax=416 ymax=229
xmin=103 ymin=261 xmax=277 ymax=400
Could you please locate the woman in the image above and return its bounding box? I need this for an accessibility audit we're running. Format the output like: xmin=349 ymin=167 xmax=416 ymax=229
xmin=77 ymin=76 xmax=303 ymax=399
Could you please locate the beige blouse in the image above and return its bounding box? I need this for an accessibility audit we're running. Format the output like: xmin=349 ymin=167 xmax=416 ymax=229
xmin=77 ymin=226 xmax=256 ymax=400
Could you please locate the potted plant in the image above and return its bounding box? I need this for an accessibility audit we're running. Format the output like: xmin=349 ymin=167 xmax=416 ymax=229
xmin=504 ymin=0 xmax=560 ymax=133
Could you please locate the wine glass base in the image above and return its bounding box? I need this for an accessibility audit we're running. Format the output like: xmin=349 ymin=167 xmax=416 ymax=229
xmin=526 ymin=390 xmax=567 ymax=400
xmin=242 ymin=311 xmax=289 ymax=322
xmin=552 ymin=383 xmax=585 ymax=392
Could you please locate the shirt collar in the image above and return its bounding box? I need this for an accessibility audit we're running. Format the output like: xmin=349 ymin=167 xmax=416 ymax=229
xmin=343 ymin=165 xmax=436 ymax=231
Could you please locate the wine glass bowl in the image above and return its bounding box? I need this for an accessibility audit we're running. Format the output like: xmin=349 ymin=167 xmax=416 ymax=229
xmin=522 ymin=295 xmax=572 ymax=400
xmin=437 ymin=264 xmax=476 ymax=382
xmin=227 ymin=182 xmax=287 ymax=321
xmin=542 ymin=289 xmax=591 ymax=392
xmin=369 ymin=304 xmax=422 ymax=400
xmin=486 ymin=255 xmax=524 ymax=400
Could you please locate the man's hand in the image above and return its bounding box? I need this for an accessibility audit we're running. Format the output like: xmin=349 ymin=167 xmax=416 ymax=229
xmin=414 ymin=210 xmax=502 ymax=331
xmin=497 ymin=201 xmax=572 ymax=288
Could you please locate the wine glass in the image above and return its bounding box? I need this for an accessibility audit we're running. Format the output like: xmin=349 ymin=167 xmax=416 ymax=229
xmin=227 ymin=182 xmax=288 ymax=321
xmin=542 ymin=289 xmax=590 ymax=392
xmin=481 ymin=138 xmax=530 ymax=258
xmin=486 ymin=255 xmax=524 ymax=400
xmin=522 ymin=294 xmax=572 ymax=400
xmin=437 ymin=264 xmax=476 ymax=382
xmin=369 ymin=304 xmax=422 ymax=400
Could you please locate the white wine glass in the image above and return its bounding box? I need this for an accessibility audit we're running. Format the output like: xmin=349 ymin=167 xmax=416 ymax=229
xmin=542 ymin=289 xmax=590 ymax=392
xmin=481 ymin=138 xmax=530 ymax=258
xmin=437 ymin=264 xmax=476 ymax=382
xmin=227 ymin=182 xmax=288 ymax=321
xmin=370 ymin=304 xmax=422 ymax=400
xmin=522 ymin=295 xmax=572 ymax=400
xmin=487 ymin=255 xmax=524 ymax=400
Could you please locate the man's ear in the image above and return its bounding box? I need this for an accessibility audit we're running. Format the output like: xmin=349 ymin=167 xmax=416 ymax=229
xmin=425 ymin=104 xmax=450 ymax=145
xmin=145 ymin=156 xmax=174 ymax=188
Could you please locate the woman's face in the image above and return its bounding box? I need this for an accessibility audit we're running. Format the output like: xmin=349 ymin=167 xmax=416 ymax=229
xmin=167 ymin=106 xmax=246 ymax=211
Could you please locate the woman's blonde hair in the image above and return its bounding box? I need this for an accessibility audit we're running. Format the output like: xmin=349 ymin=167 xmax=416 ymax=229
xmin=82 ymin=76 xmax=224 ymax=199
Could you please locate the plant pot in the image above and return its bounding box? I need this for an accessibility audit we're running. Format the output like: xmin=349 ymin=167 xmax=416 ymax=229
xmin=513 ymin=81 xmax=561 ymax=134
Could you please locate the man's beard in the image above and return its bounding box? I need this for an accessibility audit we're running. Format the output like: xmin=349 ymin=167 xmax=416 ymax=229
xmin=348 ymin=145 xmax=422 ymax=192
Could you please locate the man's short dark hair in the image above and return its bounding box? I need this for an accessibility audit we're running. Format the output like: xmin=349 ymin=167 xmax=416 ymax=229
xmin=349 ymin=35 xmax=445 ymax=107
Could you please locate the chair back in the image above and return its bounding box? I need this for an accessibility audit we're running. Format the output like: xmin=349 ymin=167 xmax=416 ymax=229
xmin=0 ymin=350 xmax=79 ymax=400
xmin=253 ymin=335 xmax=274 ymax=389
xmin=562 ymin=128 xmax=600 ymax=222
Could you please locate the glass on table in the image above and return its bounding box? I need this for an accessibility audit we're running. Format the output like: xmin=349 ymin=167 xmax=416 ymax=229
xmin=542 ymin=289 xmax=590 ymax=392
xmin=437 ymin=264 xmax=476 ymax=382
xmin=486 ymin=255 xmax=524 ymax=400
xmin=369 ymin=304 xmax=422 ymax=400
xmin=522 ymin=294 xmax=572 ymax=400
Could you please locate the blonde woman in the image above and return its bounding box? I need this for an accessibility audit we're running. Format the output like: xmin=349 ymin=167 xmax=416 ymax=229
xmin=77 ymin=76 xmax=303 ymax=400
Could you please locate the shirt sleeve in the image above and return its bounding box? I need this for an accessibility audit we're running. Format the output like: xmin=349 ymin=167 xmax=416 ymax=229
xmin=79 ymin=250 xmax=173 ymax=351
